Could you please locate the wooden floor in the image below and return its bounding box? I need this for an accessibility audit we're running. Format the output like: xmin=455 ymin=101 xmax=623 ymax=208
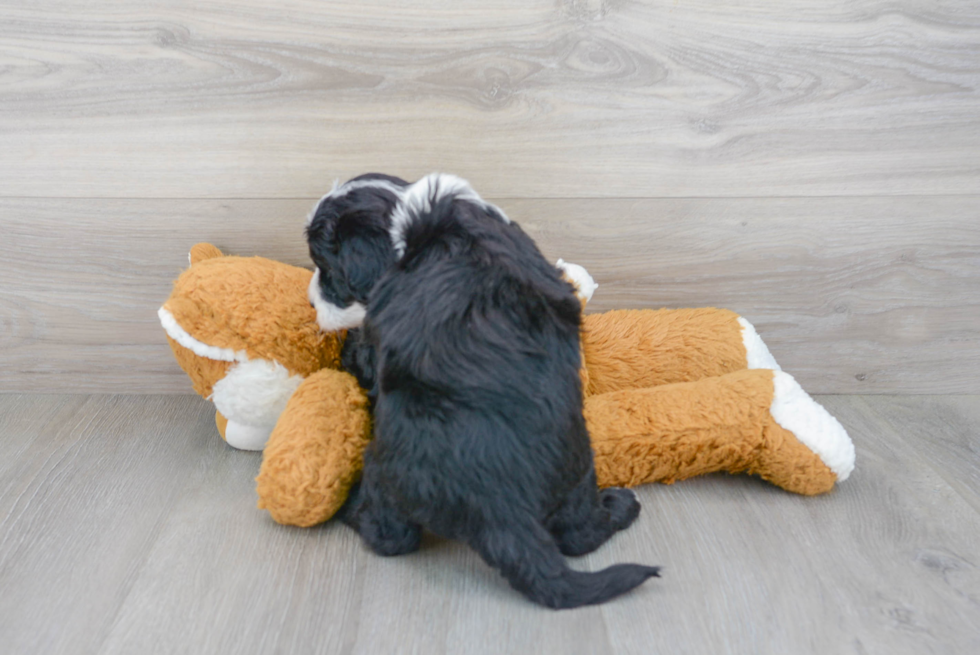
xmin=1 ymin=393 xmax=978 ymax=655
xmin=1 ymin=2 xmax=979 ymax=653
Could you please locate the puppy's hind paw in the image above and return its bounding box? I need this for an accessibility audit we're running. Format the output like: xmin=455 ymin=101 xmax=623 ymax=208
xmin=600 ymin=487 xmax=641 ymax=531
xmin=360 ymin=515 xmax=422 ymax=557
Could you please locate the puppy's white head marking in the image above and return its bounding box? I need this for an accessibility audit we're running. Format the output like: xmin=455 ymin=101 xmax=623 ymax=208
xmin=308 ymin=268 xmax=368 ymax=331
xmin=305 ymin=177 xmax=407 ymax=229
xmin=389 ymin=173 xmax=510 ymax=258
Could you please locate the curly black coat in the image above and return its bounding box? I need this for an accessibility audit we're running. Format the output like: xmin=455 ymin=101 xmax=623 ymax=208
xmin=307 ymin=173 xmax=659 ymax=608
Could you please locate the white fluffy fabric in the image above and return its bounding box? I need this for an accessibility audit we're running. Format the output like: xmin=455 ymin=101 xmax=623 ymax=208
xmin=209 ymin=359 xmax=304 ymax=435
xmin=224 ymin=421 xmax=273 ymax=451
xmin=389 ymin=173 xmax=509 ymax=257
xmin=308 ymin=268 xmax=368 ymax=330
xmin=158 ymin=306 xmax=248 ymax=363
xmin=738 ymin=317 xmax=781 ymax=371
xmin=556 ymin=259 xmax=598 ymax=303
xmin=770 ymin=371 xmax=855 ymax=481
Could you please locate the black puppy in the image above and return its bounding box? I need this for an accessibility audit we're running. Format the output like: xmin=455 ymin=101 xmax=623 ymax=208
xmin=306 ymin=173 xmax=659 ymax=609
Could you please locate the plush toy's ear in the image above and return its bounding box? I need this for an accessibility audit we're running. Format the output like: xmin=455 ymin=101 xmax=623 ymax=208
xmin=189 ymin=243 xmax=225 ymax=266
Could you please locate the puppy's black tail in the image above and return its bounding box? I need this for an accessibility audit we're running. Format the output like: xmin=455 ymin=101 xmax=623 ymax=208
xmin=473 ymin=522 xmax=660 ymax=609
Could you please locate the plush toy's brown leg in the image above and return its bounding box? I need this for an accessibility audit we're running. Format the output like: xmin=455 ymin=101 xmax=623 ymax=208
xmin=256 ymin=368 xmax=373 ymax=527
xmin=581 ymin=308 xmax=754 ymax=396
xmin=585 ymin=369 xmax=840 ymax=495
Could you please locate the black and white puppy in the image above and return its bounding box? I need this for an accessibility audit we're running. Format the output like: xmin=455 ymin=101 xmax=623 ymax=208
xmin=306 ymin=173 xmax=659 ymax=609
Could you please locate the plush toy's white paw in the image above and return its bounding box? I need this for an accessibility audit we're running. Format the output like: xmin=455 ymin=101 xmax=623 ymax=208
xmin=210 ymin=359 xmax=304 ymax=440
xmin=770 ymin=371 xmax=855 ymax=481
xmin=738 ymin=317 xmax=781 ymax=371
xmin=224 ymin=421 xmax=273 ymax=451
xmin=556 ymin=259 xmax=598 ymax=303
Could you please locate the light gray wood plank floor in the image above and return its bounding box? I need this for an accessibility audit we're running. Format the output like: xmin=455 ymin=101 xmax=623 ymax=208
xmin=1 ymin=394 xmax=978 ymax=655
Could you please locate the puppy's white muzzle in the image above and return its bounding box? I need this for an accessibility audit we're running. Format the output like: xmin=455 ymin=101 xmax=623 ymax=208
xmin=308 ymin=268 xmax=367 ymax=331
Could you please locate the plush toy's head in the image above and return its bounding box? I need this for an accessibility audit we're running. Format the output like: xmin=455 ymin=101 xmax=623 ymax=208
xmin=159 ymin=244 xmax=344 ymax=450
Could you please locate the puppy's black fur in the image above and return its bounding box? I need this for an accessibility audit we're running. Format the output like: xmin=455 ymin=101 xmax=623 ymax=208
xmin=307 ymin=173 xmax=409 ymax=313
xmin=308 ymin=175 xmax=659 ymax=609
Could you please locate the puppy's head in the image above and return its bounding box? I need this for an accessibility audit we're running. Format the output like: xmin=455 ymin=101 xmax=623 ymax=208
xmin=306 ymin=172 xmax=508 ymax=331
xmin=305 ymin=173 xmax=408 ymax=331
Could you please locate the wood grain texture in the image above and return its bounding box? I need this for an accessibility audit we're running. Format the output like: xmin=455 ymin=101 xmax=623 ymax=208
xmin=843 ymin=395 xmax=980 ymax=515
xmin=598 ymin=394 xmax=980 ymax=655
xmin=1 ymin=196 xmax=976 ymax=394
xmin=1 ymin=394 xmax=979 ymax=654
xmin=0 ymin=395 xmax=219 ymax=655
xmin=1 ymin=1 xmax=978 ymax=198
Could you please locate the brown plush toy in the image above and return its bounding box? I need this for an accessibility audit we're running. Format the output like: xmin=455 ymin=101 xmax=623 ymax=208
xmin=160 ymin=244 xmax=855 ymax=528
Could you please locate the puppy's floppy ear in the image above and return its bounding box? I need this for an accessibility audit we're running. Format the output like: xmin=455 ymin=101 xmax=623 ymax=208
xmin=335 ymin=214 xmax=397 ymax=301
xmin=307 ymin=183 xmax=402 ymax=304
xmin=306 ymin=211 xmax=337 ymax=263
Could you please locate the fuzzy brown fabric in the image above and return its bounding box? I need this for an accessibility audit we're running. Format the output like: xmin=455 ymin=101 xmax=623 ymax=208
xmin=586 ymin=368 xmax=836 ymax=495
xmin=256 ymin=368 xmax=373 ymax=527
xmin=162 ymin=251 xmax=342 ymax=379
xmin=189 ymin=242 xmax=224 ymax=265
xmin=581 ymin=308 xmax=746 ymax=397
xmin=161 ymin=245 xmax=843 ymax=527
xmin=165 ymin=337 xmax=232 ymax=399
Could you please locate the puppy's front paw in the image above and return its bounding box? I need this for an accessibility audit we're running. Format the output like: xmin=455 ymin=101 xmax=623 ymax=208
xmin=600 ymin=487 xmax=641 ymax=531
